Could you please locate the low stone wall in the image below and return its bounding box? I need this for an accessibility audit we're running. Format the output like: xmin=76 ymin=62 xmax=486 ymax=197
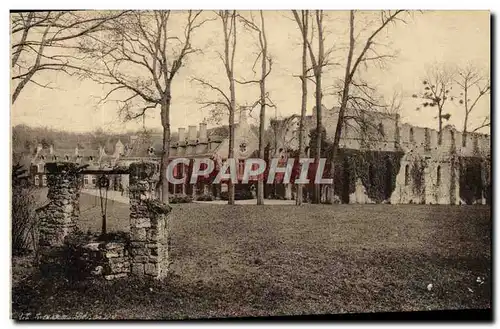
xmin=79 ymin=240 xmax=130 ymax=280
xmin=37 ymin=161 xmax=171 ymax=281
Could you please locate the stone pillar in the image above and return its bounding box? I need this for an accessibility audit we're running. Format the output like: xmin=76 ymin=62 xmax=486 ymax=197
xmin=38 ymin=162 xmax=81 ymax=249
xmin=129 ymin=162 xmax=171 ymax=279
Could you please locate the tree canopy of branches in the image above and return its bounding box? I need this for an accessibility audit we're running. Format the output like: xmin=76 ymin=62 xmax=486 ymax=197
xmin=194 ymin=10 xmax=238 ymax=205
xmin=412 ymin=63 xmax=455 ymax=144
xmin=11 ymin=10 xmax=126 ymax=103
xmin=82 ymin=10 xmax=209 ymax=203
xmin=292 ymin=10 xmax=330 ymax=204
xmin=235 ymin=11 xmax=273 ymax=205
xmin=318 ymin=10 xmax=407 ymax=203
xmin=455 ymin=63 xmax=490 ymax=139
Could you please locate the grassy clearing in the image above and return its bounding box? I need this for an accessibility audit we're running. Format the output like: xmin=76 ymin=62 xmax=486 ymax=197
xmin=12 ymin=198 xmax=491 ymax=319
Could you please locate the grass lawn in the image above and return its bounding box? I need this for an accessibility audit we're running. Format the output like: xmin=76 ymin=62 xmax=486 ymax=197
xmin=12 ymin=195 xmax=491 ymax=319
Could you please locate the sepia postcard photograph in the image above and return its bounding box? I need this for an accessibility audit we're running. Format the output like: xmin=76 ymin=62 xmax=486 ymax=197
xmin=8 ymin=5 xmax=492 ymax=322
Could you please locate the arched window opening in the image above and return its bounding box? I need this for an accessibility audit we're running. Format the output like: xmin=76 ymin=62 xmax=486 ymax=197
xmin=405 ymin=164 xmax=410 ymax=186
xmin=409 ymin=128 xmax=414 ymax=143
xmin=436 ymin=166 xmax=441 ymax=186
xmin=368 ymin=164 xmax=375 ymax=186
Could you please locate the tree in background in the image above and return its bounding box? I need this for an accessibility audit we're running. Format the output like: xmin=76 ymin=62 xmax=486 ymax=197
xmin=235 ymin=11 xmax=273 ymax=205
xmin=293 ymin=10 xmax=309 ymax=206
xmin=454 ymin=63 xmax=490 ymax=143
xmin=412 ymin=63 xmax=455 ymax=145
xmin=292 ymin=10 xmax=330 ymax=204
xmin=194 ymin=10 xmax=238 ymax=205
xmin=83 ymin=10 xmax=209 ymax=204
xmin=327 ymin=10 xmax=408 ymax=204
xmin=11 ymin=10 xmax=126 ymax=103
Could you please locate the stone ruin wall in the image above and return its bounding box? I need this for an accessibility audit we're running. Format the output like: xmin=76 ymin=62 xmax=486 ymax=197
xmin=36 ymin=161 xmax=171 ymax=280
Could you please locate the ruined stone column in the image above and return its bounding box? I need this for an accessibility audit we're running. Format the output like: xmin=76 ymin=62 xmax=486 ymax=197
xmin=37 ymin=162 xmax=81 ymax=248
xmin=129 ymin=162 xmax=171 ymax=279
xmin=37 ymin=162 xmax=81 ymax=270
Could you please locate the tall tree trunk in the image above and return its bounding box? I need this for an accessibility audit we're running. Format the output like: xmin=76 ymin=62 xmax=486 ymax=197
xmin=226 ymin=10 xmax=237 ymax=206
xmin=228 ymin=80 xmax=235 ymax=205
xmin=257 ymin=11 xmax=267 ymax=206
xmin=329 ymin=10 xmax=354 ymax=204
xmin=438 ymin=107 xmax=443 ymax=145
xmin=296 ymin=11 xmax=308 ymax=206
xmin=159 ymin=90 xmax=171 ymax=204
xmin=462 ymin=84 xmax=469 ymax=147
xmin=313 ymin=72 xmax=322 ymax=204
xmin=312 ymin=10 xmax=324 ymax=205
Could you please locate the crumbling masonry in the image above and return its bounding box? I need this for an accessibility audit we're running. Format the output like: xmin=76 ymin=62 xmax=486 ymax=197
xmin=37 ymin=161 xmax=171 ymax=280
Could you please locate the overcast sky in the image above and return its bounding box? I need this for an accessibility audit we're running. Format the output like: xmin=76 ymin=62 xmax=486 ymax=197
xmin=11 ymin=10 xmax=490 ymax=134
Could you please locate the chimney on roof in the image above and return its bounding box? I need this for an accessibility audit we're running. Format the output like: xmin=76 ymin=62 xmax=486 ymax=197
xmin=178 ymin=128 xmax=186 ymax=144
xmin=188 ymin=125 xmax=197 ymax=142
xmin=199 ymin=122 xmax=207 ymax=143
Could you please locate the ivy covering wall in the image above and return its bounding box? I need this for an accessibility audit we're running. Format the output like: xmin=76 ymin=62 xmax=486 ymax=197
xmin=459 ymin=156 xmax=487 ymax=204
xmin=309 ymin=127 xmax=404 ymax=203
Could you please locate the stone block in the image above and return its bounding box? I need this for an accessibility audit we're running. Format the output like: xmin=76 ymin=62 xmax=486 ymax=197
xmin=130 ymin=227 xmax=146 ymax=241
xmin=130 ymin=247 xmax=147 ymax=256
xmin=105 ymin=242 xmax=125 ymax=250
xmin=145 ymin=263 xmax=158 ymax=276
xmin=135 ymin=217 xmax=151 ymax=228
xmin=133 ymin=255 xmax=149 ymax=263
xmin=106 ymin=251 xmax=120 ymax=258
xmin=130 ymin=241 xmax=146 ymax=248
xmin=131 ymin=263 xmax=145 ymax=275
xmin=104 ymin=273 xmax=127 ymax=280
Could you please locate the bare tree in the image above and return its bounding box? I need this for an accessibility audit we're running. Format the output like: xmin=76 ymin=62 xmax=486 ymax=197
xmin=233 ymin=11 xmax=273 ymax=205
xmin=327 ymin=10 xmax=407 ymax=203
xmin=292 ymin=10 xmax=328 ymax=204
xmin=455 ymin=63 xmax=490 ymax=142
xmin=194 ymin=10 xmax=237 ymax=205
xmin=412 ymin=63 xmax=455 ymax=144
xmin=293 ymin=10 xmax=309 ymax=206
xmin=83 ymin=10 xmax=209 ymax=204
xmin=11 ymin=10 xmax=126 ymax=103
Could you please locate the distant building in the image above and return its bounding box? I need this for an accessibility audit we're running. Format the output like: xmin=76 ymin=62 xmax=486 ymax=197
xmin=27 ymin=105 xmax=491 ymax=205
xmin=30 ymin=141 xmax=126 ymax=190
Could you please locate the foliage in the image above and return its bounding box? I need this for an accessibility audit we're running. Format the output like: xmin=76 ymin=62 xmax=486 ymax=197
xmin=410 ymin=158 xmax=426 ymax=195
xmin=12 ymin=164 xmax=37 ymax=256
xmin=459 ymin=157 xmax=487 ymax=205
xmin=145 ymin=199 xmax=172 ymax=214
xmin=334 ymin=149 xmax=404 ymax=203
xmin=11 ymin=124 xmax=136 ymax=155
xmin=168 ymin=194 xmax=193 ymax=204
xmin=195 ymin=194 xmax=215 ymax=201
xmin=220 ymin=189 xmax=254 ymax=201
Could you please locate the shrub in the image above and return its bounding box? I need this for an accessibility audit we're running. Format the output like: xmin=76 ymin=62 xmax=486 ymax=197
xmin=12 ymin=164 xmax=37 ymax=256
xmin=196 ymin=194 xmax=214 ymax=201
xmin=220 ymin=189 xmax=254 ymax=201
xmin=168 ymin=194 xmax=193 ymax=204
